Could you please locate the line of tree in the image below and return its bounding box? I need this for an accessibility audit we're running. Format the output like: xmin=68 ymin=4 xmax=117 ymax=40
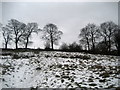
xmin=1 ymin=19 xmax=120 ymax=55
xmin=60 ymin=21 xmax=120 ymax=55
xmin=2 ymin=19 xmax=39 ymax=49
xmin=2 ymin=19 xmax=63 ymax=50
xmin=78 ymin=21 xmax=120 ymax=55
xmin=60 ymin=42 xmax=82 ymax=52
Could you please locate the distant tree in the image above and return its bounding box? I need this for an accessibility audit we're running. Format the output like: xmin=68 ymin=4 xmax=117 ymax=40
xmin=86 ymin=24 xmax=100 ymax=51
xmin=7 ymin=19 xmax=26 ymax=49
xmin=42 ymin=23 xmax=63 ymax=50
xmin=114 ymin=27 xmax=120 ymax=54
xmin=2 ymin=26 xmax=12 ymax=49
xmin=60 ymin=42 xmax=69 ymax=51
xmin=79 ymin=24 xmax=99 ymax=51
xmin=44 ymin=41 xmax=50 ymax=50
xmin=79 ymin=27 xmax=91 ymax=51
xmin=100 ymin=21 xmax=117 ymax=52
xmin=96 ymin=41 xmax=109 ymax=53
xmin=69 ymin=42 xmax=82 ymax=51
xmin=24 ymin=23 xmax=39 ymax=49
xmin=60 ymin=42 xmax=82 ymax=51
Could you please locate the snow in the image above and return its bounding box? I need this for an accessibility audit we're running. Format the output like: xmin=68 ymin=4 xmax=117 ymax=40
xmin=0 ymin=51 xmax=120 ymax=89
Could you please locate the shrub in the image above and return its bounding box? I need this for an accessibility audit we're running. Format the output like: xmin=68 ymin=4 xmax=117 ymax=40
xmin=60 ymin=42 xmax=82 ymax=52
xmin=60 ymin=42 xmax=69 ymax=51
xmin=12 ymin=54 xmax=21 ymax=59
xmin=68 ymin=42 xmax=82 ymax=52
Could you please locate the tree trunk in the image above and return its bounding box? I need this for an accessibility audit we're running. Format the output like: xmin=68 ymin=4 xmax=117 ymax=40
xmin=87 ymin=42 xmax=90 ymax=51
xmin=93 ymin=38 xmax=96 ymax=51
xmin=15 ymin=40 xmax=18 ymax=49
xmin=92 ymin=43 xmax=95 ymax=51
xmin=92 ymin=39 xmax=95 ymax=51
xmin=25 ymin=38 xmax=29 ymax=49
xmin=91 ymin=34 xmax=95 ymax=51
xmin=86 ymin=38 xmax=90 ymax=51
xmin=104 ymin=37 xmax=109 ymax=52
xmin=116 ymin=44 xmax=120 ymax=55
xmin=51 ymin=40 xmax=53 ymax=50
xmin=108 ymin=37 xmax=111 ymax=52
xmin=51 ymin=40 xmax=54 ymax=50
xmin=5 ymin=42 xmax=7 ymax=49
xmin=85 ymin=44 xmax=87 ymax=50
xmin=50 ymin=34 xmax=54 ymax=50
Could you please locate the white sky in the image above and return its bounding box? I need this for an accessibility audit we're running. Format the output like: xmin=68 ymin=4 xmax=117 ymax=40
xmin=1 ymin=0 xmax=120 ymax=2
xmin=0 ymin=1 xmax=119 ymax=49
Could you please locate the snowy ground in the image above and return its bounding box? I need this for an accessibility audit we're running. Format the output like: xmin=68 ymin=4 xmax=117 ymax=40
xmin=0 ymin=51 xmax=120 ymax=89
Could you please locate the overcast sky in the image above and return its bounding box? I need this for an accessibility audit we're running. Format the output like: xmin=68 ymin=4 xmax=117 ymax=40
xmin=1 ymin=2 xmax=118 ymax=49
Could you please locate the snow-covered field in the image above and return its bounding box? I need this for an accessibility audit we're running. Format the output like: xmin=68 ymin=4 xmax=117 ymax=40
xmin=0 ymin=51 xmax=120 ymax=89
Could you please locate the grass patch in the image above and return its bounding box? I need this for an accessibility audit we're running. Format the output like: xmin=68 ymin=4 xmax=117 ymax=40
xmin=100 ymin=72 xmax=110 ymax=78
xmin=2 ymin=52 xmax=12 ymax=56
xmin=55 ymin=75 xmax=60 ymax=78
xmin=99 ymin=79 xmax=106 ymax=82
xmin=36 ymin=67 xmax=41 ymax=70
xmin=88 ymin=78 xmax=93 ymax=82
xmin=62 ymin=75 xmax=70 ymax=79
xmin=89 ymin=83 xmax=97 ymax=86
xmin=57 ymin=64 xmax=62 ymax=68
xmin=75 ymin=82 xmax=81 ymax=88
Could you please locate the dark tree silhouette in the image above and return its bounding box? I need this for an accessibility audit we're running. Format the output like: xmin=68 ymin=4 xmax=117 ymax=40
xmin=7 ymin=19 xmax=26 ymax=49
xmin=79 ymin=27 xmax=91 ymax=51
xmin=24 ymin=23 xmax=39 ymax=49
xmin=68 ymin=42 xmax=82 ymax=51
xmin=96 ymin=41 xmax=109 ymax=53
xmin=86 ymin=24 xmax=100 ymax=51
xmin=2 ymin=26 xmax=12 ymax=49
xmin=60 ymin=42 xmax=69 ymax=51
xmin=60 ymin=42 xmax=82 ymax=51
xmin=114 ymin=27 xmax=120 ymax=55
xmin=79 ymin=24 xmax=99 ymax=51
xmin=100 ymin=21 xmax=117 ymax=52
xmin=42 ymin=23 xmax=63 ymax=50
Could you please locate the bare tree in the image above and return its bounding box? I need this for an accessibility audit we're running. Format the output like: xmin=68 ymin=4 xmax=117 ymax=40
xmin=100 ymin=21 xmax=117 ymax=52
xmin=24 ymin=23 xmax=39 ymax=49
xmin=79 ymin=24 xmax=100 ymax=51
xmin=42 ymin=23 xmax=63 ymax=50
xmin=2 ymin=26 xmax=12 ymax=49
xmin=79 ymin=26 xmax=91 ymax=51
xmin=86 ymin=24 xmax=100 ymax=51
xmin=7 ymin=19 xmax=26 ymax=49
